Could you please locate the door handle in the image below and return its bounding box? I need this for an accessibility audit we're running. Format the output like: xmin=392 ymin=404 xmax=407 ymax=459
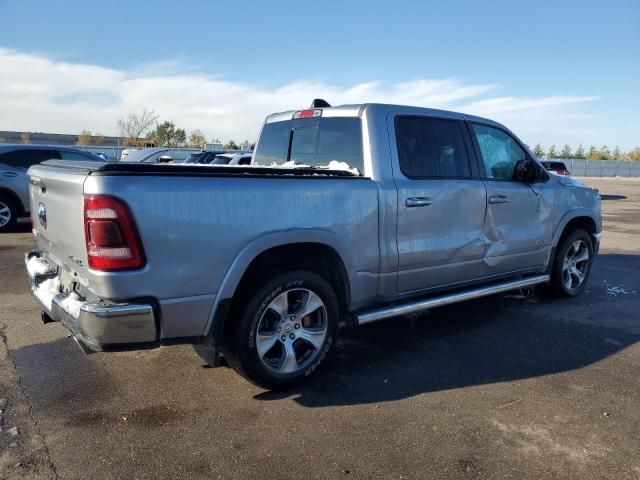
xmin=406 ymin=197 xmax=432 ymax=207
xmin=1 ymin=172 xmax=17 ymax=178
xmin=489 ymin=195 xmax=510 ymax=204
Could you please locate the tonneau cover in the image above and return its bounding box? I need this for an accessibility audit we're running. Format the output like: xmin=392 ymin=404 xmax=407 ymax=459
xmin=40 ymin=160 xmax=361 ymax=177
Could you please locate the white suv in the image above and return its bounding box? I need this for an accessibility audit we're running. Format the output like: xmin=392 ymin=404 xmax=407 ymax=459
xmin=0 ymin=145 xmax=102 ymax=231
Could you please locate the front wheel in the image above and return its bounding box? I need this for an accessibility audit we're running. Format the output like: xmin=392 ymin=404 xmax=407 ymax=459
xmin=549 ymin=229 xmax=594 ymax=297
xmin=225 ymin=270 xmax=338 ymax=389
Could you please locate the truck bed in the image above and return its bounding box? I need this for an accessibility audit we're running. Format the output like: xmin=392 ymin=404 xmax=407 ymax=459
xmin=28 ymin=160 xmax=379 ymax=342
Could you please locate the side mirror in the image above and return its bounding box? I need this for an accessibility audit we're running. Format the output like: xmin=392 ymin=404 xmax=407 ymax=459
xmin=158 ymin=155 xmax=173 ymax=163
xmin=513 ymin=159 xmax=537 ymax=183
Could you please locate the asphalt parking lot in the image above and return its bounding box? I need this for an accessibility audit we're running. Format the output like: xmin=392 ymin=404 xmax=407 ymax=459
xmin=0 ymin=177 xmax=639 ymax=480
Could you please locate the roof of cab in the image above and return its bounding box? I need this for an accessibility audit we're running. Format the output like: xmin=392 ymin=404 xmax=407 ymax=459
xmin=264 ymin=103 xmax=504 ymax=129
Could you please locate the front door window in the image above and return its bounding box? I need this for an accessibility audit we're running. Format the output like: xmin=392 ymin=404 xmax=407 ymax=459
xmin=472 ymin=124 xmax=526 ymax=180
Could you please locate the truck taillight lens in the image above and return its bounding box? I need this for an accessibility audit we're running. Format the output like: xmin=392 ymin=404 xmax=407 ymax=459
xmin=83 ymin=195 xmax=146 ymax=271
xmin=292 ymin=109 xmax=322 ymax=119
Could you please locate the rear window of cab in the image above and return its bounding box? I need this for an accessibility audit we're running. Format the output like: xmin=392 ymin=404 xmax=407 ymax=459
xmin=253 ymin=117 xmax=364 ymax=174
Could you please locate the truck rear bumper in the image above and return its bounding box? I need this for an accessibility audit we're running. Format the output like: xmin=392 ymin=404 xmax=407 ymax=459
xmin=25 ymin=250 xmax=157 ymax=352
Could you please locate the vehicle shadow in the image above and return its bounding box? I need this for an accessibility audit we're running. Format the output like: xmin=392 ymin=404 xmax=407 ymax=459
xmin=10 ymin=337 xmax=120 ymax=418
xmin=255 ymin=254 xmax=639 ymax=407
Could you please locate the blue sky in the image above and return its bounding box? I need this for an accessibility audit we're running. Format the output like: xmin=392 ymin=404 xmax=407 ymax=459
xmin=0 ymin=0 xmax=638 ymax=149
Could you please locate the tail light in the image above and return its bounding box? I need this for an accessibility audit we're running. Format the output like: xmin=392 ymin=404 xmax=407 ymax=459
xmin=83 ymin=195 xmax=146 ymax=271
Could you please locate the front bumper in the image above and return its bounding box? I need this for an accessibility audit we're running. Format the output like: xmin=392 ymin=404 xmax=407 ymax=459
xmin=25 ymin=250 xmax=157 ymax=352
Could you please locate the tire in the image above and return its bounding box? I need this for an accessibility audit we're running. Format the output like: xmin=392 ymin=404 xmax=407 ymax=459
xmin=549 ymin=229 xmax=594 ymax=298
xmin=224 ymin=270 xmax=339 ymax=389
xmin=0 ymin=196 xmax=17 ymax=233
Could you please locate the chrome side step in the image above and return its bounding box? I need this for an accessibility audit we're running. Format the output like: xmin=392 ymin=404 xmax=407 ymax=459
xmin=356 ymin=275 xmax=550 ymax=325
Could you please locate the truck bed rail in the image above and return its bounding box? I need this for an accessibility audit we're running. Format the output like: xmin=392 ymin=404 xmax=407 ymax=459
xmin=40 ymin=160 xmax=364 ymax=178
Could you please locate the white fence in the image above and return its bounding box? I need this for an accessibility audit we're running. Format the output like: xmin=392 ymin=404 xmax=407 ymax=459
xmin=550 ymin=158 xmax=640 ymax=177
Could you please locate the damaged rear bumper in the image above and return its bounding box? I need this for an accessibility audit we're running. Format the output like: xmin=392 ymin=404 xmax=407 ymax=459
xmin=25 ymin=250 xmax=158 ymax=352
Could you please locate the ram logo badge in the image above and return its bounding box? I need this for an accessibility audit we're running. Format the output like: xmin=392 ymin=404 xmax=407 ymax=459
xmin=37 ymin=202 xmax=47 ymax=229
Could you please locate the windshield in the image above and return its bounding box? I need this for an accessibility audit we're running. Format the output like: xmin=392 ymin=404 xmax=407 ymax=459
xmin=253 ymin=117 xmax=364 ymax=174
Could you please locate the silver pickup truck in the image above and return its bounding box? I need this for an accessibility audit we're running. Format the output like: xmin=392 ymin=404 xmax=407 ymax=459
xmin=25 ymin=102 xmax=601 ymax=389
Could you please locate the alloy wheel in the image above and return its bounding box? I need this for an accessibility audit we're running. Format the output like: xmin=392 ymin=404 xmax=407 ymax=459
xmin=255 ymin=288 xmax=328 ymax=374
xmin=562 ymin=239 xmax=590 ymax=291
xmin=0 ymin=202 xmax=12 ymax=228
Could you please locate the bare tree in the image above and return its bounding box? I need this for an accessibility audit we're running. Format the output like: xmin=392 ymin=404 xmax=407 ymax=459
xmin=187 ymin=129 xmax=206 ymax=148
xmin=77 ymin=129 xmax=92 ymax=146
xmin=117 ymin=109 xmax=159 ymax=146
xmin=626 ymin=147 xmax=640 ymax=161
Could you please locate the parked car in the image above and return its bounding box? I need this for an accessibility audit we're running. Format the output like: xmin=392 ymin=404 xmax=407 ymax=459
xmin=542 ymin=160 xmax=571 ymax=176
xmin=119 ymin=148 xmax=138 ymax=161
xmin=181 ymin=151 xmax=225 ymax=164
xmin=24 ymin=102 xmax=601 ymax=389
xmin=119 ymin=148 xmax=172 ymax=163
xmin=0 ymin=145 xmax=103 ymax=232
xmin=210 ymin=153 xmax=253 ymax=166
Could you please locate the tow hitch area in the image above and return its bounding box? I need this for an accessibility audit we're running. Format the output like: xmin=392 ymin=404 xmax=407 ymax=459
xmin=26 ymin=250 xmax=158 ymax=351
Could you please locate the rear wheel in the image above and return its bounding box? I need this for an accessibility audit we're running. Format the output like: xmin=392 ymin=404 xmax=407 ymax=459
xmin=224 ymin=270 xmax=338 ymax=389
xmin=549 ymin=229 xmax=593 ymax=297
xmin=0 ymin=197 xmax=17 ymax=233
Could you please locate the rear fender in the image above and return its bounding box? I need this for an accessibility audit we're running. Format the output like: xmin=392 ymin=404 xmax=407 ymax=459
xmin=203 ymin=229 xmax=356 ymax=336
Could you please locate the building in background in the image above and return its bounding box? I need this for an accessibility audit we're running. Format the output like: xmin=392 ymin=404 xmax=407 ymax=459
xmin=0 ymin=130 xmax=122 ymax=146
xmin=205 ymin=141 xmax=224 ymax=151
